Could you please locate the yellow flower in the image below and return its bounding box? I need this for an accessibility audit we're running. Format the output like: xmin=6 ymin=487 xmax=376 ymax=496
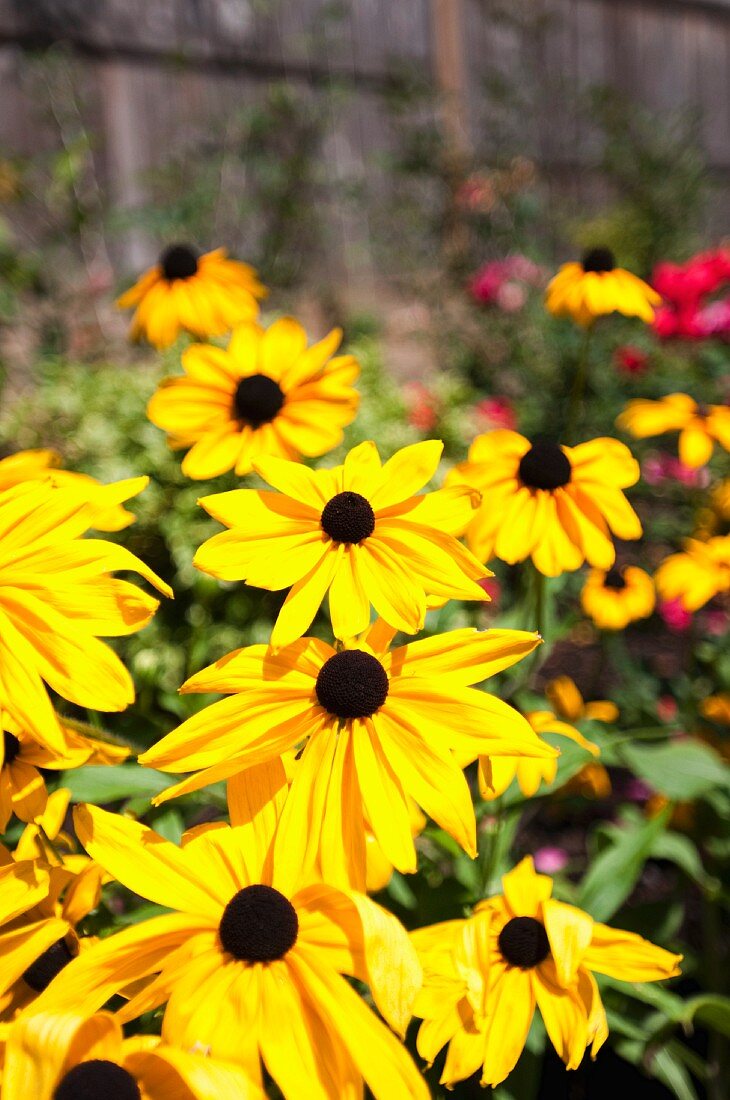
xmin=546 ymin=676 xmax=618 ymax=725
xmin=34 ymin=777 xmax=430 ymax=1100
xmin=478 ymin=710 xmax=600 ymax=801
xmin=412 ymin=856 xmax=681 ymax=1088
xmin=195 ymin=440 xmax=488 ymax=646
xmin=0 ymin=478 xmax=171 ymax=754
xmin=617 ymin=394 xmax=730 ymax=468
xmin=546 ymin=248 xmax=660 ymax=326
xmin=447 ymin=430 xmax=641 ymax=576
xmin=0 ymin=450 xmax=142 ymax=532
xmin=0 ymin=715 xmax=127 ymax=831
xmin=147 ymin=317 xmax=359 ymax=480
xmin=655 ymin=536 xmax=730 ymax=611
xmin=581 ymin=564 xmax=655 ymax=630
xmin=140 ymin=622 xmax=554 ymax=888
xmin=0 ymin=792 xmax=107 ymax=1021
xmin=701 ymin=694 xmax=730 ymax=725
xmin=3 ymin=1010 xmax=263 ymax=1099
xmin=116 ymin=244 xmax=266 ymax=349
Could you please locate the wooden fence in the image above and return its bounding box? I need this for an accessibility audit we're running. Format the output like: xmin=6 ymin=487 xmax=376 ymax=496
xmin=0 ymin=0 xmax=728 ymax=292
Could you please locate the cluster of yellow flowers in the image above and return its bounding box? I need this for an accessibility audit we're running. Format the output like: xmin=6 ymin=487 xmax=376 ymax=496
xmin=0 ymin=241 xmax=714 ymax=1099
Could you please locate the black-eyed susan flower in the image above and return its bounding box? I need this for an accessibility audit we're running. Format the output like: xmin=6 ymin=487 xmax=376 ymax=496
xmin=147 ymin=317 xmax=360 ymax=480
xmin=35 ymin=776 xmax=431 ymax=1100
xmin=546 ymin=248 xmax=660 ymax=326
xmin=655 ymin=535 xmax=730 ymax=611
xmin=0 ymin=449 xmax=142 ymax=532
xmin=140 ymin=622 xmax=554 ymax=888
xmin=581 ymin=564 xmax=655 ymax=630
xmin=617 ymin=394 xmax=730 ymax=468
xmin=3 ymin=1010 xmax=263 ymax=1099
xmin=195 ymin=440 xmax=489 ymax=645
xmin=0 ymin=797 xmax=107 ymax=1020
xmin=0 ymin=479 xmax=170 ymax=754
xmin=447 ymin=430 xmax=641 ymax=576
xmin=116 ymin=244 xmax=266 ymax=349
xmin=477 ymin=709 xmax=599 ymax=801
xmin=0 ymin=716 xmax=128 ymax=832
xmin=412 ymin=856 xmax=681 ymax=1088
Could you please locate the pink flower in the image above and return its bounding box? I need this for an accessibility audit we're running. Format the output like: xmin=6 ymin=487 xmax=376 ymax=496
xmin=623 ymin=778 xmax=653 ymax=802
xmin=403 ymin=382 xmax=440 ymax=432
xmin=533 ymin=847 xmax=569 ymax=874
xmin=658 ymin=597 xmax=693 ymax=633
xmin=469 ymin=255 xmax=544 ymax=309
xmin=642 ymin=453 xmax=709 ymax=488
xmin=657 ymin=696 xmax=678 ymax=722
xmin=474 ymin=396 xmax=516 ymax=430
xmin=652 ymin=248 xmax=730 ymax=341
xmin=477 ymin=576 xmax=501 ymax=605
xmin=614 ymin=345 xmax=650 ymax=375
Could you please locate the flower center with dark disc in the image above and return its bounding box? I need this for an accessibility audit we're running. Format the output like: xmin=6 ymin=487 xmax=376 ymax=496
xmin=518 ymin=441 xmax=571 ymax=491
xmin=582 ymin=247 xmax=615 ymax=273
xmin=3 ymin=730 xmax=21 ymax=766
xmin=53 ymin=1060 xmax=141 ymax=1100
xmin=603 ymin=567 xmax=627 ymax=590
xmin=320 ymin=491 xmax=376 ymax=544
xmin=160 ymin=243 xmax=199 ymax=281
xmin=315 ymin=649 xmax=389 ymax=719
xmin=498 ymin=916 xmax=551 ymax=969
xmin=219 ymin=884 xmax=299 ymax=962
xmin=23 ymin=938 xmax=75 ymax=992
xmin=233 ymin=374 xmax=285 ymax=428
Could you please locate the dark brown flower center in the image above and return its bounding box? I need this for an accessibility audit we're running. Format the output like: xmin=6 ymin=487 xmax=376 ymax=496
xmin=315 ymin=649 xmax=389 ymax=720
xmin=498 ymin=916 xmax=550 ymax=968
xmin=160 ymin=243 xmax=199 ymax=281
xmin=518 ymin=441 xmax=571 ymax=491
xmin=233 ymin=374 xmax=285 ymax=428
xmin=320 ymin=491 xmax=376 ymax=544
xmin=219 ymin=884 xmax=298 ymax=962
xmin=53 ymin=1060 xmax=141 ymax=1100
xmin=603 ymin=567 xmax=627 ymax=590
xmin=582 ymin=247 xmax=615 ymax=273
xmin=3 ymin=730 xmax=21 ymax=766
xmin=23 ymin=938 xmax=75 ymax=992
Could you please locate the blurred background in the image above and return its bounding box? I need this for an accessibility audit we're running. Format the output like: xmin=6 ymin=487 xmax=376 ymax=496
xmin=0 ymin=0 xmax=728 ymax=373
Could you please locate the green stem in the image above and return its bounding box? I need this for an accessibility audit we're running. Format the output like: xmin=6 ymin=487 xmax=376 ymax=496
xmin=564 ymin=325 xmax=594 ymax=441
xmin=478 ymin=798 xmax=503 ymax=901
xmin=702 ymin=891 xmax=727 ymax=1100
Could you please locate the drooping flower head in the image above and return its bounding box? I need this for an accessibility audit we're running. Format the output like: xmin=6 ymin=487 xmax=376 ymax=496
xmin=33 ymin=776 xmax=430 ymax=1100
xmin=581 ymin=564 xmax=656 ymax=630
xmin=116 ymin=244 xmax=266 ymax=349
xmin=0 ymin=479 xmax=170 ymax=754
xmin=447 ymin=430 xmax=642 ymax=576
xmin=147 ymin=317 xmax=359 ymax=480
xmin=0 ymin=714 xmax=127 ymax=832
xmin=140 ymin=622 xmax=554 ymax=889
xmin=412 ymin=857 xmax=682 ymax=1088
xmin=477 ymin=708 xmax=599 ymax=802
xmin=546 ymin=248 xmax=660 ymax=326
xmin=3 ymin=1010 xmax=263 ymax=1099
xmin=194 ymin=440 xmax=490 ymax=646
xmin=617 ymin=394 xmax=730 ymax=468
xmin=655 ymin=535 xmax=730 ymax=611
xmin=0 ymin=792 xmax=108 ymax=1020
xmin=0 ymin=450 xmax=142 ymax=532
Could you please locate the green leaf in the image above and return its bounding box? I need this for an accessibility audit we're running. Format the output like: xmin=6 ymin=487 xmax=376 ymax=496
xmin=649 ymin=831 xmax=719 ymax=895
xmin=620 ymin=738 xmax=729 ymax=800
xmin=650 ymin=1043 xmax=700 ymax=1100
xmin=681 ymin=994 xmax=730 ymax=1038
xmin=579 ymin=808 xmax=670 ymax=920
xmin=61 ymin=765 xmax=173 ymax=803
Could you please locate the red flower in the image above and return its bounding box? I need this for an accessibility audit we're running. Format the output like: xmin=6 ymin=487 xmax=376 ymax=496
xmin=652 ymin=248 xmax=730 ymax=341
xmin=474 ymin=396 xmax=516 ymax=430
xmin=403 ymin=382 xmax=440 ymax=432
xmin=614 ymin=345 xmax=650 ymax=374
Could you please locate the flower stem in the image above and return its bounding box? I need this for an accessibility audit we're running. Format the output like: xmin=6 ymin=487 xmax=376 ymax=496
xmin=564 ymin=325 xmax=594 ymax=442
